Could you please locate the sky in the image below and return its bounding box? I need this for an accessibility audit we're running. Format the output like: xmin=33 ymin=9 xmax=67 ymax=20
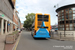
xmin=16 ymin=0 xmax=75 ymax=25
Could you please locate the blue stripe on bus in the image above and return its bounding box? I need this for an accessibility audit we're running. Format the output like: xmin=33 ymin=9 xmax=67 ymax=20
xmin=41 ymin=21 xmax=45 ymax=27
xmin=34 ymin=28 xmax=50 ymax=38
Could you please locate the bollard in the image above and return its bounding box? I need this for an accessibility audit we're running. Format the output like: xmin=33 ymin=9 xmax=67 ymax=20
xmin=52 ymin=32 xmax=53 ymax=38
xmin=60 ymin=32 xmax=61 ymax=39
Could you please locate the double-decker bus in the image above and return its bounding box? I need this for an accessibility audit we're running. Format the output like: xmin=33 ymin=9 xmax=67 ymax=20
xmin=31 ymin=13 xmax=51 ymax=38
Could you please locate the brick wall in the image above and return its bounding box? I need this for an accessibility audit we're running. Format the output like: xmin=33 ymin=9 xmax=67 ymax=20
xmin=13 ymin=12 xmax=18 ymax=29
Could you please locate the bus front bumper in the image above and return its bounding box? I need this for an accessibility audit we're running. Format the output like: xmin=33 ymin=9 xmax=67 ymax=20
xmin=34 ymin=35 xmax=50 ymax=38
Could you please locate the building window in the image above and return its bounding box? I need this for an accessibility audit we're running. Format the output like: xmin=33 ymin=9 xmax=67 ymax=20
xmin=62 ymin=28 xmax=64 ymax=30
xmin=62 ymin=25 xmax=64 ymax=27
xmin=73 ymin=16 xmax=75 ymax=19
xmin=74 ymin=24 xmax=75 ymax=30
xmin=58 ymin=11 xmax=61 ymax=14
xmin=74 ymin=24 xmax=75 ymax=26
xmin=59 ymin=16 xmax=61 ymax=19
xmin=58 ymin=13 xmax=59 ymax=16
xmin=62 ymin=13 xmax=64 ymax=15
xmin=65 ymin=9 xmax=68 ymax=14
xmin=66 ymin=9 xmax=68 ymax=11
xmin=60 ymin=25 xmax=64 ymax=27
xmin=66 ymin=27 xmax=69 ymax=30
xmin=60 ymin=19 xmax=62 ymax=21
xmin=73 ymin=11 xmax=75 ymax=13
xmin=62 ymin=16 xmax=64 ymax=18
xmin=62 ymin=10 xmax=64 ymax=12
xmin=69 ymin=10 xmax=72 ymax=14
xmin=69 ymin=24 xmax=73 ymax=27
xmin=58 ymin=17 xmax=60 ymax=19
xmin=66 ymin=24 xmax=69 ymax=27
xmin=66 ymin=14 xmax=68 ymax=19
xmin=74 ymin=20 xmax=75 ymax=23
xmin=69 ymin=8 xmax=72 ymax=10
xmin=58 ymin=11 xmax=62 ymax=15
xmin=60 ymin=21 xmax=64 ymax=24
xmin=69 ymin=17 xmax=72 ymax=20
xmin=60 ymin=25 xmax=62 ymax=27
xmin=66 ymin=21 xmax=69 ymax=24
xmin=73 ymin=14 xmax=75 ymax=16
xmin=70 ymin=20 xmax=72 ymax=23
xmin=69 ymin=14 xmax=72 ymax=20
xmin=72 ymin=8 xmax=75 ymax=10
xmin=66 ymin=11 xmax=68 ymax=14
xmin=59 ymin=28 xmax=64 ymax=30
xmin=74 ymin=27 xmax=75 ymax=30
xmin=62 ymin=19 xmax=64 ymax=21
xmin=70 ymin=27 xmax=73 ymax=30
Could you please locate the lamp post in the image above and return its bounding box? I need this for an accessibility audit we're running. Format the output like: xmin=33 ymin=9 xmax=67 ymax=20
xmin=64 ymin=20 xmax=65 ymax=37
xmin=64 ymin=13 xmax=65 ymax=37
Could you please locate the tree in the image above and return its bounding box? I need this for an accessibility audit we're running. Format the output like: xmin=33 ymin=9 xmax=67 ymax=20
xmin=23 ymin=13 xmax=35 ymax=29
xmin=26 ymin=13 xmax=35 ymax=20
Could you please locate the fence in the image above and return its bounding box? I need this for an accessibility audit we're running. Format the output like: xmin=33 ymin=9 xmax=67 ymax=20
xmin=51 ymin=31 xmax=74 ymax=40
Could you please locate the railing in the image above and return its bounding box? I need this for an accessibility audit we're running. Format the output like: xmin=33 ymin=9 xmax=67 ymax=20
xmin=51 ymin=31 xmax=74 ymax=40
xmin=60 ymin=32 xmax=74 ymax=40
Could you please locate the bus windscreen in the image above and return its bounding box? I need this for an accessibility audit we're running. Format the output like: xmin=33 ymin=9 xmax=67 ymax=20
xmin=38 ymin=15 xmax=49 ymax=22
xmin=38 ymin=15 xmax=49 ymax=27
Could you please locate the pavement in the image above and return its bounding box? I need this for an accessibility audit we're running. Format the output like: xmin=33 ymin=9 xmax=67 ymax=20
xmin=0 ymin=31 xmax=16 ymax=50
xmin=16 ymin=30 xmax=75 ymax=50
xmin=0 ymin=34 xmax=6 ymax=50
xmin=4 ymin=32 xmax=21 ymax=50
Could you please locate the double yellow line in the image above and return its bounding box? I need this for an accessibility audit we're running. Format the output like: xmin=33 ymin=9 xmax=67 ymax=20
xmin=13 ymin=34 xmax=21 ymax=50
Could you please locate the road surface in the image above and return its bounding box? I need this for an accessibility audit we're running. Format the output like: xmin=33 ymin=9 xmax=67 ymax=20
xmin=16 ymin=30 xmax=75 ymax=50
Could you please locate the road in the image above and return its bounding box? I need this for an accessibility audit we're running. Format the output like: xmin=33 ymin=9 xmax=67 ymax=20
xmin=16 ymin=30 xmax=75 ymax=50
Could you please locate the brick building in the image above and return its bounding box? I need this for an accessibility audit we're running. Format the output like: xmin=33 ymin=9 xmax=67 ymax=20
xmin=56 ymin=4 xmax=75 ymax=39
xmin=13 ymin=10 xmax=19 ymax=30
xmin=21 ymin=23 xmax=24 ymax=29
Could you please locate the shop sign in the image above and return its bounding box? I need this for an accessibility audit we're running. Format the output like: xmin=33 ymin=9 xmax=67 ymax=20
xmin=0 ymin=14 xmax=4 ymax=17
xmin=8 ymin=24 xmax=10 ymax=26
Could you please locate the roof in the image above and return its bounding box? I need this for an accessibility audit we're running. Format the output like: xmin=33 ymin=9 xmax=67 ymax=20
xmin=56 ymin=4 xmax=75 ymax=13
xmin=9 ymin=0 xmax=15 ymax=9
xmin=12 ymin=0 xmax=16 ymax=6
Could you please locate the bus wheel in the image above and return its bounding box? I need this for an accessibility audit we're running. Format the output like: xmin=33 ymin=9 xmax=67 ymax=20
xmin=33 ymin=37 xmax=36 ymax=39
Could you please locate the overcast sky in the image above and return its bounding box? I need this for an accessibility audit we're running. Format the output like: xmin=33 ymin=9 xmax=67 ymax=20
xmin=16 ymin=0 xmax=75 ymax=25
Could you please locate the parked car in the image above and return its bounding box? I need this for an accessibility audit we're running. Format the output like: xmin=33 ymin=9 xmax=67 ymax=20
xmin=50 ymin=28 xmax=58 ymax=32
xmin=50 ymin=29 xmax=55 ymax=32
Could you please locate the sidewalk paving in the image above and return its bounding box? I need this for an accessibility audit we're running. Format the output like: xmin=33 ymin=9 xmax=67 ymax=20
xmin=0 ymin=32 xmax=14 ymax=50
xmin=0 ymin=34 xmax=6 ymax=50
xmin=4 ymin=32 xmax=21 ymax=50
xmin=50 ymin=36 xmax=75 ymax=41
xmin=5 ymin=40 xmax=16 ymax=50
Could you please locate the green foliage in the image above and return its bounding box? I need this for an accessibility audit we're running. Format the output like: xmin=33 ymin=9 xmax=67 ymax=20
xmin=23 ymin=13 xmax=35 ymax=28
xmin=9 ymin=31 xmax=19 ymax=35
